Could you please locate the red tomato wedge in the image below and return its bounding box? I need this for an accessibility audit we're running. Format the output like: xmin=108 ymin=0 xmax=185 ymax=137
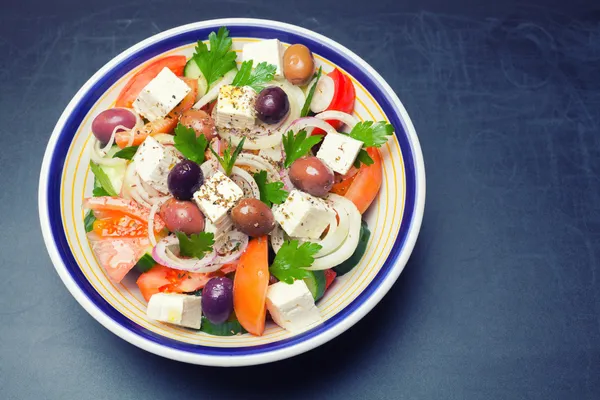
xmin=137 ymin=265 xmax=210 ymax=302
xmin=115 ymin=55 xmax=187 ymax=108
xmin=89 ymin=236 xmax=153 ymax=282
xmin=233 ymin=237 xmax=269 ymax=336
xmin=84 ymin=197 xmax=165 ymax=282
xmin=342 ymin=147 xmax=383 ymax=214
xmin=324 ymin=269 xmax=337 ymax=290
xmin=115 ymin=78 xmax=198 ymax=148
xmin=84 ymin=197 xmax=165 ymax=232
xmin=313 ymin=69 xmax=356 ymax=135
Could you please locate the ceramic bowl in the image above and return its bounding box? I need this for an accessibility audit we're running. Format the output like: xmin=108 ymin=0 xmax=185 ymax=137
xmin=38 ymin=18 xmax=425 ymax=366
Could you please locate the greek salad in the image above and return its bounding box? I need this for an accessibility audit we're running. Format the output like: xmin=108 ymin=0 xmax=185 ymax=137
xmin=84 ymin=27 xmax=393 ymax=336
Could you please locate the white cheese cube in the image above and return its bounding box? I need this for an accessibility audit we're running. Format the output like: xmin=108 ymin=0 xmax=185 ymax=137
xmin=133 ymin=136 xmax=178 ymax=193
xmin=133 ymin=67 xmax=191 ymax=121
xmin=147 ymin=293 xmax=202 ymax=329
xmin=215 ymin=85 xmax=257 ymax=130
xmin=266 ymin=280 xmax=322 ymax=332
xmin=258 ymin=145 xmax=284 ymax=165
xmin=273 ymin=190 xmax=335 ymax=239
xmin=316 ymin=132 xmax=364 ymax=175
xmin=193 ymin=171 xmax=244 ymax=224
xmin=242 ymin=39 xmax=285 ymax=78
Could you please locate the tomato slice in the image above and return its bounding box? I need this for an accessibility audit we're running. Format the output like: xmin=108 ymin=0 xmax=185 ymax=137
xmin=324 ymin=269 xmax=337 ymax=290
xmin=114 ymin=78 xmax=198 ymax=148
xmin=137 ymin=265 xmax=209 ymax=301
xmin=115 ymin=55 xmax=187 ymax=108
xmin=233 ymin=237 xmax=269 ymax=336
xmin=85 ymin=197 xmax=166 ymax=283
xmin=313 ymin=69 xmax=356 ymax=134
xmin=343 ymin=147 xmax=383 ymax=214
xmin=84 ymin=196 xmax=165 ymax=232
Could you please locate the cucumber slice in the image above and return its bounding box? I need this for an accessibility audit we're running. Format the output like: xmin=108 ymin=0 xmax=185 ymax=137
xmin=184 ymin=59 xmax=208 ymax=99
xmin=303 ymin=271 xmax=327 ymax=301
xmin=333 ymin=220 xmax=371 ymax=276
xmin=200 ymin=314 xmax=246 ymax=336
xmin=135 ymin=253 xmax=156 ymax=273
xmin=184 ymin=58 xmax=202 ymax=78
xmin=84 ymin=210 xmax=96 ymax=232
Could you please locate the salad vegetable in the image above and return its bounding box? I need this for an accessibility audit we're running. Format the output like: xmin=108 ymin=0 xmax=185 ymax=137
xmin=82 ymin=27 xmax=394 ymax=336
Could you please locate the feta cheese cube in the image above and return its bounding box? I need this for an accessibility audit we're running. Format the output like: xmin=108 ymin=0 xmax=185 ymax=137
xmin=147 ymin=293 xmax=202 ymax=329
xmin=215 ymin=85 xmax=257 ymax=130
xmin=133 ymin=136 xmax=178 ymax=193
xmin=193 ymin=171 xmax=244 ymax=224
xmin=242 ymin=39 xmax=285 ymax=78
xmin=266 ymin=280 xmax=322 ymax=332
xmin=316 ymin=132 xmax=364 ymax=175
xmin=133 ymin=67 xmax=191 ymax=121
xmin=273 ymin=190 xmax=335 ymax=239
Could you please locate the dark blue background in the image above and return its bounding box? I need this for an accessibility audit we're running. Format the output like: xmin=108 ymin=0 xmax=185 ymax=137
xmin=1 ymin=0 xmax=599 ymax=399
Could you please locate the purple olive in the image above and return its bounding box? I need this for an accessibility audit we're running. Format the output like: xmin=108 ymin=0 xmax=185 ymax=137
xmin=202 ymin=277 xmax=234 ymax=324
xmin=91 ymin=108 xmax=137 ymax=145
xmin=167 ymin=160 xmax=203 ymax=201
xmin=255 ymin=87 xmax=289 ymax=124
xmin=159 ymin=199 xmax=205 ymax=234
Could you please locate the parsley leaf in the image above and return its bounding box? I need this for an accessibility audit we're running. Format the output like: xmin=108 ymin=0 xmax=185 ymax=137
xmin=210 ymin=137 xmax=246 ymax=176
xmin=282 ymin=130 xmax=323 ymax=168
xmin=192 ymin=27 xmax=238 ymax=87
xmin=84 ymin=210 xmax=96 ymax=232
xmin=112 ymin=146 xmax=138 ymax=160
xmin=176 ymin=231 xmax=215 ymax=259
xmin=92 ymin=177 xmax=110 ymax=197
xmin=353 ymin=149 xmax=374 ymax=168
xmin=90 ymin=162 xmax=117 ymax=196
xmin=300 ymin=67 xmax=322 ymax=117
xmin=232 ymin=61 xmax=277 ymax=92
xmin=348 ymin=121 xmax=394 ymax=148
xmin=270 ymin=240 xmax=323 ymax=284
xmin=174 ymin=123 xmax=208 ymax=164
xmin=253 ymin=170 xmax=288 ymax=207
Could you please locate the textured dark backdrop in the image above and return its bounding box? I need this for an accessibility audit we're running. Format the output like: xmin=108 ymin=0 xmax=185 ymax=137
xmin=2 ymin=0 xmax=600 ymax=399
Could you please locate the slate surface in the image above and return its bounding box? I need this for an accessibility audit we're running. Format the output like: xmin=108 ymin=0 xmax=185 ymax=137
xmin=1 ymin=0 xmax=599 ymax=398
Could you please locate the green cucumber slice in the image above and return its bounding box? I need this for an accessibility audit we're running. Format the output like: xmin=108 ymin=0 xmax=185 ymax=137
xmin=135 ymin=253 xmax=156 ymax=273
xmin=333 ymin=220 xmax=371 ymax=276
xmin=303 ymin=270 xmax=327 ymax=301
xmin=200 ymin=314 xmax=246 ymax=336
xmin=184 ymin=58 xmax=202 ymax=78
xmin=184 ymin=59 xmax=208 ymax=99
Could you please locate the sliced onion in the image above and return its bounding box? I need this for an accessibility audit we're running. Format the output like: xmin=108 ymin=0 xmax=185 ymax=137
xmin=305 ymin=194 xmax=362 ymax=270
xmin=231 ymin=166 xmax=260 ymax=198
xmin=152 ymin=133 xmax=175 ymax=146
xmin=217 ymin=80 xmax=304 ymax=150
xmin=287 ymin=117 xmax=337 ymax=137
xmin=279 ymin=168 xmax=296 ymax=191
xmin=212 ymin=230 xmax=249 ymax=265
xmin=192 ymin=69 xmax=237 ymax=110
xmin=152 ymin=235 xmax=221 ymax=273
xmin=99 ymin=124 xmax=126 ymax=153
xmin=148 ymin=203 xmax=160 ymax=247
xmin=235 ymin=153 xmax=280 ymax=182
xmin=201 ymin=158 xmax=222 ymax=179
xmin=270 ymin=224 xmax=285 ymax=253
xmin=315 ymin=111 xmax=359 ymax=130
xmin=90 ymin=139 xmax=127 ymax=167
